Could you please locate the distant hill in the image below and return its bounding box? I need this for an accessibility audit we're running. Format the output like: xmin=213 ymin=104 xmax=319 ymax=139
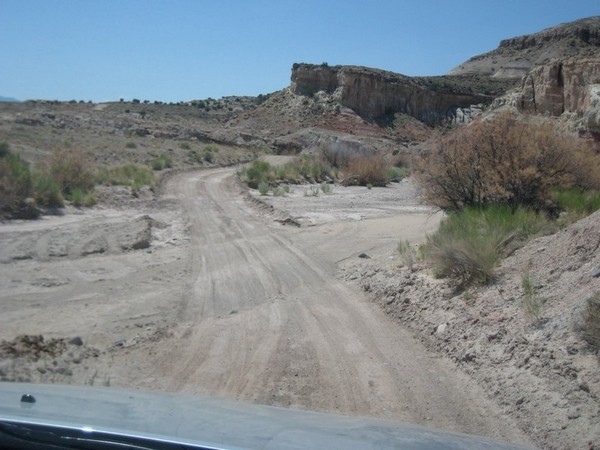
xmin=449 ymin=16 xmax=600 ymax=79
xmin=0 ymin=96 xmax=20 ymax=102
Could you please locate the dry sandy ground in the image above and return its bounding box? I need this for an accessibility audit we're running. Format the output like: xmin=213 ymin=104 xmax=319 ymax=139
xmin=0 ymin=168 xmax=533 ymax=447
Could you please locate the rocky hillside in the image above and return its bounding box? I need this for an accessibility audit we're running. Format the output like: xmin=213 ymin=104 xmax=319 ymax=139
xmin=449 ymin=16 xmax=600 ymax=79
xmin=291 ymin=63 xmax=514 ymax=124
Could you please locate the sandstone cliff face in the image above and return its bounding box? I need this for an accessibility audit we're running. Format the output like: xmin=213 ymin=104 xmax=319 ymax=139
xmin=290 ymin=63 xmax=499 ymax=124
xmin=516 ymin=58 xmax=600 ymax=133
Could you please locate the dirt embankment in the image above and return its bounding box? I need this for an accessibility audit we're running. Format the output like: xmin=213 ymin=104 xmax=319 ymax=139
xmin=342 ymin=211 xmax=600 ymax=450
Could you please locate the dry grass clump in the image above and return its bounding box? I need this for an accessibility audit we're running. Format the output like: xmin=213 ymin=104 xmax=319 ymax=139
xmin=44 ymin=148 xmax=95 ymax=196
xmin=342 ymin=154 xmax=388 ymax=186
xmin=397 ymin=240 xmax=417 ymax=271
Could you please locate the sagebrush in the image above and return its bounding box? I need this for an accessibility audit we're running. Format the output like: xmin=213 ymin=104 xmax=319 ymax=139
xmin=415 ymin=113 xmax=600 ymax=212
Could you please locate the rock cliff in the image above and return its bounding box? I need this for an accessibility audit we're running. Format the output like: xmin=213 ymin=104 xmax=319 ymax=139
xmin=449 ymin=16 xmax=600 ymax=79
xmin=290 ymin=63 xmax=512 ymax=124
xmin=515 ymin=57 xmax=600 ymax=134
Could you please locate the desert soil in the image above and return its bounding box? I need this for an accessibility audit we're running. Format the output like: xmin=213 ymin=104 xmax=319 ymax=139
xmin=1 ymin=167 xmax=546 ymax=448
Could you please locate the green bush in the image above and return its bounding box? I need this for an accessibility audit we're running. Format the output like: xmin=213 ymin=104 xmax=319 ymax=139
xmin=552 ymin=188 xmax=600 ymax=216
xmin=423 ymin=205 xmax=548 ymax=286
xmin=33 ymin=174 xmax=64 ymax=208
xmin=150 ymin=158 xmax=165 ymax=170
xmin=125 ymin=141 xmax=137 ymax=149
xmin=258 ymin=181 xmax=270 ymax=196
xmin=286 ymin=155 xmax=334 ymax=183
xmin=387 ymin=165 xmax=410 ymax=182
xmin=96 ymin=164 xmax=155 ymax=191
xmin=149 ymin=154 xmax=173 ymax=171
xmin=0 ymin=149 xmax=34 ymax=216
xmin=179 ymin=142 xmax=191 ymax=150
xmin=70 ymin=188 xmax=85 ymax=207
xmin=246 ymin=160 xmax=273 ymax=188
xmin=203 ymin=151 xmax=213 ymax=163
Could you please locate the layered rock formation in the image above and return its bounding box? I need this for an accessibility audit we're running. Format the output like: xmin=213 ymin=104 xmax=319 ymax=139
xmin=449 ymin=16 xmax=600 ymax=79
xmin=515 ymin=58 xmax=600 ymax=134
xmin=290 ymin=63 xmax=510 ymax=124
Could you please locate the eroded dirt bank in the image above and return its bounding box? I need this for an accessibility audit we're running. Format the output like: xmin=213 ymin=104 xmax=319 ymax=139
xmin=0 ymin=168 xmax=531 ymax=446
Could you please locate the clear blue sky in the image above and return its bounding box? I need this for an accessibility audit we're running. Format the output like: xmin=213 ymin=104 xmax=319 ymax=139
xmin=1 ymin=0 xmax=598 ymax=102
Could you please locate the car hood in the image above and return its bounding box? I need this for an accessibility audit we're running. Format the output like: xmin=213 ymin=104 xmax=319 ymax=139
xmin=0 ymin=382 xmax=533 ymax=449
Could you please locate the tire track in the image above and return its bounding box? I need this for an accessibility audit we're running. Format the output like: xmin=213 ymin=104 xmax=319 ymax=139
xmin=152 ymin=167 xmax=532 ymax=443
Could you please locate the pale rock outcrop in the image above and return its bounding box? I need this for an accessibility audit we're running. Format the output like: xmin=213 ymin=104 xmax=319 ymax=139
xmin=449 ymin=16 xmax=600 ymax=79
xmin=290 ymin=64 xmax=504 ymax=125
xmin=516 ymin=58 xmax=600 ymax=134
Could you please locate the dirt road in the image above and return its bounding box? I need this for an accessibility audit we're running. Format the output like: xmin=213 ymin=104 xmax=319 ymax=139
xmin=0 ymin=168 xmax=529 ymax=445
xmin=140 ymin=169 xmax=528 ymax=443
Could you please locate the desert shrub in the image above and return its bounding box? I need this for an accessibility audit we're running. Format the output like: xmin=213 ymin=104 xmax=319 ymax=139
xmin=32 ymin=173 xmax=63 ymax=208
xmin=581 ymin=293 xmax=600 ymax=351
xmin=281 ymin=154 xmax=334 ymax=183
xmin=258 ymin=181 xmax=270 ymax=196
xmin=423 ymin=205 xmax=548 ymax=286
xmin=320 ymin=182 xmax=333 ymax=194
xmin=245 ymin=160 xmax=273 ymax=188
xmin=96 ymin=164 xmax=155 ymax=190
xmin=149 ymin=154 xmax=173 ymax=171
xmin=125 ymin=141 xmax=137 ymax=149
xmin=179 ymin=142 xmax=191 ymax=150
xmin=415 ymin=113 xmax=599 ymax=212
xmin=83 ymin=192 xmax=96 ymax=207
xmin=272 ymin=186 xmax=285 ymax=196
xmin=521 ymin=271 xmax=543 ymax=321
xmin=203 ymin=151 xmax=213 ymax=163
xmin=0 ymin=142 xmax=9 ymax=158
xmin=343 ymin=154 xmax=388 ymax=186
xmin=244 ymin=155 xmax=336 ymax=188
xmin=304 ymin=186 xmax=320 ymax=197
xmin=0 ymin=148 xmax=34 ymax=216
xmin=387 ymin=165 xmax=410 ymax=182
xmin=150 ymin=158 xmax=165 ymax=170
xmin=204 ymin=144 xmax=219 ymax=153
xmin=161 ymin=155 xmax=173 ymax=168
xmin=187 ymin=150 xmax=202 ymax=164
xmin=397 ymin=240 xmax=417 ymax=271
xmin=70 ymin=188 xmax=85 ymax=207
xmin=552 ymin=188 xmax=600 ymax=216
xmin=46 ymin=148 xmax=94 ymax=196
